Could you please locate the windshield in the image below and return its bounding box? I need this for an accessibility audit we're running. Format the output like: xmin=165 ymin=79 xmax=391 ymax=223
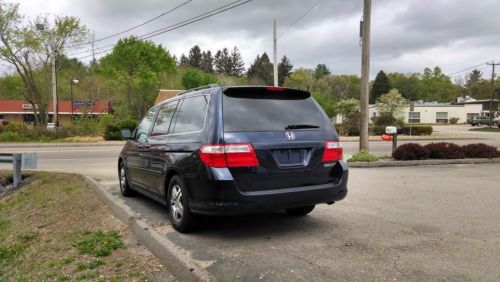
xmin=222 ymin=88 xmax=332 ymax=132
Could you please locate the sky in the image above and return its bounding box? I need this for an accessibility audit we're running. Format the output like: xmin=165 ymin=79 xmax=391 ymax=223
xmin=8 ymin=0 xmax=500 ymax=79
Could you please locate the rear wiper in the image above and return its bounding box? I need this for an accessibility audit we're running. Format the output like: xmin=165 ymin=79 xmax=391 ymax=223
xmin=285 ymin=124 xmax=320 ymax=130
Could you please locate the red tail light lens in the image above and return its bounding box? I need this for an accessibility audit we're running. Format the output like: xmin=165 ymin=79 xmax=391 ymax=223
xmin=199 ymin=143 xmax=259 ymax=168
xmin=266 ymin=86 xmax=285 ymax=91
xmin=322 ymin=141 xmax=343 ymax=162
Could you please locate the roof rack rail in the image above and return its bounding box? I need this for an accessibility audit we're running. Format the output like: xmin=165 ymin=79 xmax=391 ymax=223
xmin=177 ymin=84 xmax=220 ymax=96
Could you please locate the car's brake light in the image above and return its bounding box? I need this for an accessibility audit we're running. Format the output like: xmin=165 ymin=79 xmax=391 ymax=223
xmin=322 ymin=141 xmax=343 ymax=162
xmin=266 ymin=86 xmax=285 ymax=91
xmin=199 ymin=143 xmax=259 ymax=168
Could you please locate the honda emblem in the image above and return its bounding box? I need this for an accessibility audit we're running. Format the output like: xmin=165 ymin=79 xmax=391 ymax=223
xmin=285 ymin=132 xmax=296 ymax=140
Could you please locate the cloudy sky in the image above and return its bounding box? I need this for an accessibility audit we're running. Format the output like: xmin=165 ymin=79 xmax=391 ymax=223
xmin=12 ymin=0 xmax=500 ymax=79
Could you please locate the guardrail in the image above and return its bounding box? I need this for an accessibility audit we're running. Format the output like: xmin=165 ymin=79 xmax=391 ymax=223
xmin=0 ymin=153 xmax=37 ymax=187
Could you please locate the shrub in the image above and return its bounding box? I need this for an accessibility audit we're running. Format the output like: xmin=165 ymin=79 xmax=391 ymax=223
xmin=371 ymin=112 xmax=404 ymax=127
xmin=103 ymin=118 xmax=138 ymax=141
xmin=342 ymin=112 xmax=360 ymax=136
xmin=348 ymin=150 xmax=379 ymax=162
xmin=449 ymin=117 xmax=460 ymax=124
xmin=424 ymin=142 xmax=465 ymax=159
xmin=462 ymin=143 xmax=498 ymax=158
xmin=402 ymin=125 xmax=433 ymax=135
xmin=181 ymin=68 xmax=218 ymax=89
xmin=392 ymin=143 xmax=429 ymax=160
xmin=370 ymin=125 xmax=385 ymax=135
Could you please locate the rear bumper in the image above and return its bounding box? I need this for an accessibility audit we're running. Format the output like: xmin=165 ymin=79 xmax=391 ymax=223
xmin=189 ymin=161 xmax=348 ymax=215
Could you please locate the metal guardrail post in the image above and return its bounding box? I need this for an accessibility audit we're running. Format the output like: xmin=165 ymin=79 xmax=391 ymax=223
xmin=12 ymin=154 xmax=22 ymax=187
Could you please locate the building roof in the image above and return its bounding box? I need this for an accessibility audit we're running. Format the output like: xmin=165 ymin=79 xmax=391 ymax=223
xmin=155 ymin=89 xmax=182 ymax=105
xmin=0 ymin=100 xmax=111 ymax=114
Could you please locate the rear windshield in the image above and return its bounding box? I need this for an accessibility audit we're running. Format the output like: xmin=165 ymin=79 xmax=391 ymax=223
xmin=222 ymin=88 xmax=332 ymax=132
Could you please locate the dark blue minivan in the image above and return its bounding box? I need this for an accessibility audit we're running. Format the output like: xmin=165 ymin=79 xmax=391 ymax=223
xmin=118 ymin=85 xmax=348 ymax=232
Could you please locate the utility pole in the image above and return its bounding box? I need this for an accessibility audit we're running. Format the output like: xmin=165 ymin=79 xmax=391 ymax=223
xmin=50 ymin=30 xmax=58 ymax=127
xmin=359 ymin=0 xmax=371 ymax=151
xmin=273 ymin=18 xmax=278 ymax=86
xmin=486 ymin=61 xmax=499 ymax=127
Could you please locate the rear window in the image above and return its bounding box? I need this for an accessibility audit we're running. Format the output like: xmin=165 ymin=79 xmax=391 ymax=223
xmin=222 ymin=88 xmax=332 ymax=132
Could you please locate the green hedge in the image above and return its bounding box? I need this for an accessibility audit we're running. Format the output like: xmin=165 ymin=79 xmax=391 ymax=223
xmin=402 ymin=125 xmax=433 ymax=135
xmin=103 ymin=119 xmax=138 ymax=141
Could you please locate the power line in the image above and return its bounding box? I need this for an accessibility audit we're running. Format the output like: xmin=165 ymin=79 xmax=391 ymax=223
xmin=67 ymin=0 xmax=193 ymax=48
xmin=447 ymin=62 xmax=488 ymax=77
xmin=73 ymin=0 xmax=254 ymax=60
xmin=277 ymin=0 xmax=324 ymax=38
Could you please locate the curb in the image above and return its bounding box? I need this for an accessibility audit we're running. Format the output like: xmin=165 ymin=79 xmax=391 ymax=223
xmin=83 ymin=177 xmax=216 ymax=282
xmin=339 ymin=137 xmax=485 ymax=143
xmin=348 ymin=158 xmax=500 ymax=168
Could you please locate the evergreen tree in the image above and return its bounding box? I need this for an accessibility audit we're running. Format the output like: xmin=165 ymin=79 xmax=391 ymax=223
xmin=278 ymin=55 xmax=293 ymax=85
xmin=200 ymin=51 xmax=214 ymax=73
xmin=187 ymin=45 xmax=202 ymax=68
xmin=214 ymin=48 xmax=231 ymax=74
xmin=313 ymin=64 xmax=331 ymax=80
xmin=230 ymin=46 xmax=245 ymax=76
xmin=247 ymin=52 xmax=273 ymax=85
xmin=465 ymin=69 xmax=482 ymax=98
xmin=179 ymin=54 xmax=189 ymax=66
xmin=370 ymin=70 xmax=391 ymax=104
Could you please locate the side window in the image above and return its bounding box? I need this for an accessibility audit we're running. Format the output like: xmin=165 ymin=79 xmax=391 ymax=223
xmin=151 ymin=101 xmax=178 ymax=136
xmin=170 ymin=95 xmax=209 ymax=134
xmin=135 ymin=107 xmax=158 ymax=143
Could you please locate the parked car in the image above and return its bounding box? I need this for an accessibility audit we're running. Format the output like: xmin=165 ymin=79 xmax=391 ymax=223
xmin=118 ymin=85 xmax=348 ymax=232
xmin=468 ymin=116 xmax=494 ymax=126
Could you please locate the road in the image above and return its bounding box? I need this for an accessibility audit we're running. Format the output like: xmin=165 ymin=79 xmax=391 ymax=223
xmin=1 ymin=124 xmax=499 ymax=180
xmin=109 ymin=164 xmax=500 ymax=280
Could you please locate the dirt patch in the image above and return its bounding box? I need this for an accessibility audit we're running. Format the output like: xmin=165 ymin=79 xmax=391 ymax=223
xmin=0 ymin=171 xmax=176 ymax=281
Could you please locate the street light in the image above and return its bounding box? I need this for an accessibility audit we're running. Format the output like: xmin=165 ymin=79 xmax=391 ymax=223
xmin=70 ymin=78 xmax=79 ymax=126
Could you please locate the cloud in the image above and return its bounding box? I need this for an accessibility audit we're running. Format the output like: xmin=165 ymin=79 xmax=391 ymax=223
xmin=11 ymin=0 xmax=500 ymax=78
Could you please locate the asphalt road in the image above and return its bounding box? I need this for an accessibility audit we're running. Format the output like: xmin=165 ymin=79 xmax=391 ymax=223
xmin=108 ymin=163 xmax=500 ymax=280
xmin=0 ymin=124 xmax=499 ymax=180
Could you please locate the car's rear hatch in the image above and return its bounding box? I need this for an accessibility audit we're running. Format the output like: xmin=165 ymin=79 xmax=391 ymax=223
xmin=222 ymin=87 xmax=343 ymax=192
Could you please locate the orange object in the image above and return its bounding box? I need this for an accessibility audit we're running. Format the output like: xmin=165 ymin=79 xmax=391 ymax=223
xmin=381 ymin=134 xmax=393 ymax=141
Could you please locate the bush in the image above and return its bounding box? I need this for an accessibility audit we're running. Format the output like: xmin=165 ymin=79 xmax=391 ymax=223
xmin=402 ymin=125 xmax=433 ymax=135
xmin=181 ymin=68 xmax=218 ymax=89
xmin=0 ymin=123 xmax=71 ymax=142
xmin=103 ymin=118 xmax=138 ymax=141
xmin=392 ymin=143 xmax=429 ymax=160
xmin=371 ymin=112 xmax=404 ymax=127
xmin=449 ymin=117 xmax=460 ymax=124
xmin=348 ymin=150 xmax=379 ymax=162
xmin=424 ymin=142 xmax=465 ymax=159
xmin=462 ymin=143 xmax=498 ymax=158
xmin=370 ymin=125 xmax=385 ymax=135
xmin=342 ymin=112 xmax=361 ymax=136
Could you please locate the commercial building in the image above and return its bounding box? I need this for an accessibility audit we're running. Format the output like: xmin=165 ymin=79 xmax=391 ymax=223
xmin=0 ymin=100 xmax=111 ymax=127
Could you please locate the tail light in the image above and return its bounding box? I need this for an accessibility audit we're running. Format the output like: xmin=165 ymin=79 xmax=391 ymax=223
xmin=322 ymin=141 xmax=343 ymax=162
xmin=199 ymin=143 xmax=259 ymax=168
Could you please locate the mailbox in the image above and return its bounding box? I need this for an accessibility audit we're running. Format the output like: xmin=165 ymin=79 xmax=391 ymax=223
xmin=385 ymin=126 xmax=397 ymax=135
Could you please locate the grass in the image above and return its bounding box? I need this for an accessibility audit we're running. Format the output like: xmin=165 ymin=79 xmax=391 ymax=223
xmin=347 ymin=150 xmax=379 ymax=162
xmin=470 ymin=127 xmax=500 ymax=132
xmin=0 ymin=171 xmax=165 ymax=281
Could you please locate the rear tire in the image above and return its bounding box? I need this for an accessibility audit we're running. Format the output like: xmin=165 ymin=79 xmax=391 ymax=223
xmin=285 ymin=205 xmax=315 ymax=216
xmin=119 ymin=163 xmax=135 ymax=197
xmin=167 ymin=176 xmax=197 ymax=233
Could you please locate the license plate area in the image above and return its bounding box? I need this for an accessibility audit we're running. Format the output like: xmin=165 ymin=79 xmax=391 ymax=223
xmin=272 ymin=148 xmax=310 ymax=167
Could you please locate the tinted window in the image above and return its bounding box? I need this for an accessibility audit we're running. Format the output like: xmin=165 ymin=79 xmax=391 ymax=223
xmin=170 ymin=95 xmax=209 ymax=134
xmin=135 ymin=107 xmax=158 ymax=142
xmin=223 ymin=90 xmax=332 ymax=132
xmin=151 ymin=101 xmax=178 ymax=136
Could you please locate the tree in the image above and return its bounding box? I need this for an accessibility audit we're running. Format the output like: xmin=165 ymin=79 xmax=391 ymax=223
xmin=465 ymin=69 xmax=482 ymax=98
xmin=313 ymin=64 xmax=331 ymax=80
xmin=187 ymin=45 xmax=202 ymax=68
xmin=229 ymin=46 xmax=245 ymax=76
xmin=334 ymin=99 xmax=360 ymax=136
xmin=376 ymin=89 xmax=407 ymax=116
xmin=214 ymin=48 xmax=231 ymax=74
xmin=179 ymin=54 xmax=189 ymax=66
xmin=387 ymin=72 xmax=421 ymax=101
xmin=200 ymin=51 xmax=214 ymax=73
xmin=181 ymin=68 xmax=217 ymax=89
xmin=0 ymin=2 xmax=87 ymax=125
xmin=247 ymin=53 xmax=273 ymax=85
xmin=278 ymin=55 xmax=293 ymax=85
xmin=283 ymin=68 xmax=313 ymax=90
xmin=420 ymin=66 xmax=456 ymax=102
xmin=99 ymin=36 xmax=176 ymax=119
xmin=370 ymin=70 xmax=391 ymax=104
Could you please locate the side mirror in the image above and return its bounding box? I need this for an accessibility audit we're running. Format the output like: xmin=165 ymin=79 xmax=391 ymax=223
xmin=121 ymin=129 xmax=132 ymax=139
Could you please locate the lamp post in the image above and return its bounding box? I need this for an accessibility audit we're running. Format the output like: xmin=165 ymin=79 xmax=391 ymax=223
xmin=70 ymin=78 xmax=79 ymax=126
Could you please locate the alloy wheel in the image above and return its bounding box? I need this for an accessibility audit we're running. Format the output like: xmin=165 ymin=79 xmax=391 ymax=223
xmin=170 ymin=184 xmax=184 ymax=223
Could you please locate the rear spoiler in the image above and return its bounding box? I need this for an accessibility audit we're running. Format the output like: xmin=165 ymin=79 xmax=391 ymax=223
xmin=223 ymin=86 xmax=310 ymax=97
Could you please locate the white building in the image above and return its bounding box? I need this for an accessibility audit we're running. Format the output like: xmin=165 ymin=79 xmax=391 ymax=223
xmin=369 ymin=102 xmax=484 ymax=124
